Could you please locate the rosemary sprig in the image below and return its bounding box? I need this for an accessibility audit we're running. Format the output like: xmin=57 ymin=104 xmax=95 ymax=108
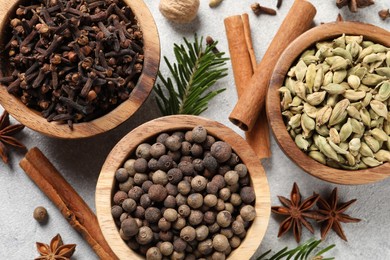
xmin=257 ymin=238 xmax=335 ymax=260
xmin=154 ymin=35 xmax=229 ymax=115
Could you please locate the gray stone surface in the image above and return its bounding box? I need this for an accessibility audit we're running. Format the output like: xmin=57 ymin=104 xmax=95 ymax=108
xmin=0 ymin=0 xmax=389 ymax=259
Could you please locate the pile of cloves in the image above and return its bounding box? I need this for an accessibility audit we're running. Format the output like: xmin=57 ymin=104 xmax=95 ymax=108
xmin=0 ymin=0 xmax=144 ymax=128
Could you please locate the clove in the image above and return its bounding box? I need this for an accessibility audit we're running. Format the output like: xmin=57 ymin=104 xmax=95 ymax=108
xmin=251 ymin=3 xmax=277 ymax=16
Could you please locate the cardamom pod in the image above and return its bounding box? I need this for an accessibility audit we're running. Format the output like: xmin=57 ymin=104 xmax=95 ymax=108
xmin=349 ymin=138 xmax=361 ymax=153
xmin=301 ymin=113 xmax=315 ymax=137
xmin=375 ymin=150 xmax=390 ymax=162
xmin=353 ymin=67 xmax=368 ymax=79
xmin=386 ymin=51 xmax=390 ymax=67
xmin=364 ymin=135 xmax=381 ymax=153
xmin=360 ymin=107 xmax=371 ymax=127
xmin=209 ymin=0 xmax=223 ymax=7
xmin=315 ymin=125 xmax=330 ymax=136
xmin=361 ymin=73 xmax=387 ymax=86
xmin=313 ymin=67 xmax=324 ymax=92
xmin=375 ymin=67 xmax=390 ymax=78
xmin=302 ymin=55 xmax=319 ymax=65
xmin=323 ymin=71 xmax=334 ymax=86
xmin=345 ymin=152 xmax=356 ymax=166
xmin=333 ymin=70 xmax=348 ymax=84
xmin=309 ymin=151 xmax=327 ymax=164
xmin=347 ymin=75 xmax=361 ymax=90
xmin=361 ymin=92 xmax=373 ymax=107
xmin=317 ymin=135 xmax=339 ymax=161
xmin=358 ymin=45 xmax=374 ymax=61
xmin=332 ymin=47 xmax=353 ymax=62
xmin=333 ymin=34 xmax=346 ymax=49
xmin=295 ymin=60 xmax=308 ymax=82
xmin=370 ymin=100 xmax=388 ymax=118
xmin=370 ymin=128 xmax=388 ymax=141
xmin=329 ymin=128 xmax=341 ymax=144
xmin=331 ymin=58 xmax=351 ymax=71
xmin=307 ymin=91 xmax=326 ymax=106
xmin=289 ymin=96 xmax=303 ymax=107
xmin=282 ymin=111 xmax=294 ymax=119
xmin=343 ymin=90 xmax=366 ymax=101
xmin=295 ymin=134 xmax=309 ymax=151
xmin=374 ymin=81 xmax=390 ymax=102
xmin=321 ymin=83 xmax=346 ymax=95
xmin=361 ymin=157 xmax=383 ymax=167
xmin=369 ymin=108 xmax=379 ymax=120
xmin=281 ymin=91 xmax=293 ymax=110
xmin=300 ymin=49 xmax=316 ymax=59
xmin=383 ymin=120 xmax=390 ymax=135
xmin=370 ymin=117 xmax=384 ymax=128
xmin=362 ymin=53 xmax=386 ymax=65
xmin=288 ymin=114 xmax=302 ymax=129
xmin=371 ymin=44 xmax=390 ymax=53
xmin=305 ymin=64 xmax=316 ymax=93
xmin=316 ymin=105 xmax=332 ymax=126
xmin=329 ymin=99 xmax=350 ymax=126
xmin=339 ymin=118 xmax=353 ymax=142
xmin=285 ymin=78 xmax=296 ymax=94
xmin=350 ymin=118 xmax=365 ymax=135
xmin=309 ymin=143 xmax=319 ymax=151
xmin=328 ymin=139 xmax=348 ymax=154
xmin=346 ymin=42 xmax=362 ymax=59
xmin=326 ymin=94 xmax=338 ymax=107
xmin=345 ymin=35 xmax=363 ymax=45
xmin=303 ymin=103 xmax=317 ymax=118
xmin=346 ymin=106 xmax=361 ymax=120
xmin=327 ymin=160 xmax=341 ymax=168
xmin=357 ymin=162 xmax=368 ymax=169
xmin=293 ymin=81 xmax=307 ymax=100
xmin=360 ymin=142 xmax=374 ymax=157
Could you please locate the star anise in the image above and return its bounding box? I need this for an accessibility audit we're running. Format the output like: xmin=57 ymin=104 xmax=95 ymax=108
xmin=35 ymin=234 xmax=76 ymax=260
xmin=271 ymin=183 xmax=321 ymax=243
xmin=316 ymin=187 xmax=361 ymax=241
xmin=336 ymin=0 xmax=375 ymax=13
xmin=0 ymin=110 xmax=26 ymax=163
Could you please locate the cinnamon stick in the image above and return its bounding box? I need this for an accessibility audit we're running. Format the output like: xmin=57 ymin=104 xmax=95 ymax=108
xmin=224 ymin=14 xmax=271 ymax=158
xmin=229 ymin=0 xmax=316 ymax=131
xmin=20 ymin=147 xmax=118 ymax=260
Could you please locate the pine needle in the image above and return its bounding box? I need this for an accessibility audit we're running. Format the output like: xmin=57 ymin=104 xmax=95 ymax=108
xmin=257 ymin=238 xmax=335 ymax=260
xmin=154 ymin=35 xmax=229 ymax=115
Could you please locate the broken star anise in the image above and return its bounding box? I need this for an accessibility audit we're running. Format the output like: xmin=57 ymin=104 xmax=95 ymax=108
xmin=272 ymin=183 xmax=321 ymax=243
xmin=35 ymin=234 xmax=76 ymax=260
xmin=316 ymin=187 xmax=361 ymax=241
xmin=0 ymin=110 xmax=26 ymax=163
xmin=336 ymin=0 xmax=375 ymax=13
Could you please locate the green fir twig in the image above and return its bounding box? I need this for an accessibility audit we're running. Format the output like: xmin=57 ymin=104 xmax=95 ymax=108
xmin=257 ymin=238 xmax=335 ymax=260
xmin=154 ymin=35 xmax=229 ymax=115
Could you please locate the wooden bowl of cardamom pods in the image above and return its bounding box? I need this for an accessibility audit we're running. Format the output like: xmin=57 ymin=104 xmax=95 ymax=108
xmin=96 ymin=115 xmax=270 ymax=259
xmin=267 ymin=22 xmax=390 ymax=185
xmin=0 ymin=0 xmax=160 ymax=139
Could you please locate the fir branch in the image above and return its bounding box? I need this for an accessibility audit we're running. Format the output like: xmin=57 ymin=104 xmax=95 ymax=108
xmin=257 ymin=238 xmax=335 ymax=260
xmin=154 ymin=35 xmax=229 ymax=115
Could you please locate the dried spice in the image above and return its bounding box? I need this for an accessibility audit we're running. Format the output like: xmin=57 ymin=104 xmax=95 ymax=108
xmin=251 ymin=3 xmax=277 ymax=16
xmin=0 ymin=110 xmax=25 ymax=163
xmin=316 ymin=187 xmax=361 ymax=241
xmin=271 ymin=183 xmax=320 ymax=242
xmin=35 ymin=234 xmax=76 ymax=260
xmin=0 ymin=0 xmax=144 ymax=127
xmin=336 ymin=0 xmax=375 ymax=13
xmin=379 ymin=9 xmax=390 ymax=20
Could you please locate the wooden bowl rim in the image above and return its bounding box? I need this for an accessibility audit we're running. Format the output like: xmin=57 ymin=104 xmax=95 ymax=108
xmin=0 ymin=0 xmax=160 ymax=139
xmin=267 ymin=21 xmax=390 ymax=185
xmin=95 ymin=115 xmax=271 ymax=259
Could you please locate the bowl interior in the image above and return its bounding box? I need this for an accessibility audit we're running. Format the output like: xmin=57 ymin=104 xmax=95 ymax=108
xmin=267 ymin=21 xmax=390 ymax=185
xmin=96 ymin=115 xmax=271 ymax=259
xmin=0 ymin=0 xmax=160 ymax=139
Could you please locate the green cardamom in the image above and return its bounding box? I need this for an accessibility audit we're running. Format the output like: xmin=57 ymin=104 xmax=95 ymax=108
xmin=370 ymin=100 xmax=388 ymax=118
xmin=361 ymin=157 xmax=383 ymax=167
xmin=309 ymin=151 xmax=327 ymax=164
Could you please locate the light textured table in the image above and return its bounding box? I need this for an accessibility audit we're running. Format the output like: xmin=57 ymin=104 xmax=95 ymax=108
xmin=1 ymin=0 xmax=389 ymax=259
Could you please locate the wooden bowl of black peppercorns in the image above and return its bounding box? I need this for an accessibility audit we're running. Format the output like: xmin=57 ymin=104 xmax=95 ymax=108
xmin=0 ymin=0 xmax=160 ymax=138
xmin=95 ymin=115 xmax=271 ymax=259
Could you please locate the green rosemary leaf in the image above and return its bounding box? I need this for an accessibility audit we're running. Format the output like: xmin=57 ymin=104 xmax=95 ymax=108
xmin=257 ymin=238 xmax=335 ymax=260
xmin=154 ymin=35 xmax=228 ymax=116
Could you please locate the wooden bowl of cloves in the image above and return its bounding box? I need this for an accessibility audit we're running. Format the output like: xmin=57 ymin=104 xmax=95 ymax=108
xmin=267 ymin=22 xmax=390 ymax=185
xmin=0 ymin=0 xmax=160 ymax=138
xmin=96 ymin=115 xmax=270 ymax=259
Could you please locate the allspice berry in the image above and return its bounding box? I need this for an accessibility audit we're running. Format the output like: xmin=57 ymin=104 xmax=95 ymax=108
xmin=203 ymin=211 xmax=216 ymax=224
xmin=192 ymin=158 xmax=204 ymax=172
xmin=230 ymin=193 xmax=242 ymax=206
xmin=234 ymin=163 xmax=248 ymax=178
xmin=159 ymin=241 xmax=174 ymax=256
xmin=137 ymin=226 xmax=154 ymax=245
xmin=119 ymin=177 xmax=134 ymax=193
xmin=188 ymin=210 xmax=203 ymax=226
xmin=128 ymin=186 xmax=143 ymax=201
xmin=180 ymin=226 xmax=196 ymax=242
xmin=145 ymin=207 xmax=162 ymax=223
xmin=187 ymin=193 xmax=203 ymax=209
xmin=181 ymin=141 xmax=192 ymax=155
xmin=240 ymin=205 xmax=256 ymax=222
xmin=224 ymin=171 xmax=239 ymax=186
xmin=167 ymin=168 xmax=183 ymax=184
xmin=33 ymin=206 xmax=48 ymax=223
xmin=192 ymin=125 xmax=207 ymax=143
xmin=163 ymin=208 xmax=178 ymax=222
xmin=203 ymin=194 xmax=218 ymax=207
xmin=240 ymin=186 xmax=255 ymax=204
xmin=152 ymin=170 xmax=168 ymax=185
xmin=178 ymin=180 xmax=191 ymax=195
xmin=148 ymin=158 xmax=159 ymax=171
xmin=203 ymin=155 xmax=218 ymax=172
xmin=136 ymin=143 xmax=152 ymax=160
xmin=111 ymin=205 xmax=123 ymax=219
xmin=156 ymin=132 xmax=169 ymax=144
xmin=165 ymin=135 xmax=181 ymax=151
xmin=122 ymin=218 xmax=139 ymax=237
xmin=122 ymin=198 xmax=137 ymax=213
xmin=212 ymin=251 xmax=226 ymax=260
xmin=178 ymin=161 xmax=194 ymax=176
xmin=198 ymin=239 xmax=213 ymax=255
xmin=173 ymin=238 xmax=187 ymax=252
xmin=124 ymin=159 xmax=136 ymax=176
xmin=113 ymin=191 xmax=128 ymax=205
xmin=115 ymin=168 xmax=129 ymax=182
xmin=164 ymin=195 xmax=177 ymax=208
xmin=134 ymin=173 xmax=149 ymax=186
xmin=212 ymin=234 xmax=229 ymax=252
xmin=173 ymin=216 xmax=187 ymax=230
xmin=149 ymin=184 xmax=168 ymax=202
xmin=178 ymin=204 xmax=191 ymax=218
xmin=190 ymin=143 xmax=203 ymax=157
xmin=216 ymin=210 xmax=232 ymax=228
xmin=232 ymin=220 xmax=245 ymax=235
xmin=212 ymin=175 xmax=225 ymax=189
xmin=219 ymin=187 xmax=231 ymax=201
xmin=158 ymin=218 xmax=171 ymax=232
xmin=150 ymin=142 xmax=166 ymax=159
xmin=195 ymin=225 xmax=209 ymax=241
xmin=210 ymin=141 xmax=232 ymax=163
xmin=191 ymin=175 xmax=207 ymax=192
xmin=146 ymin=246 xmax=162 ymax=260
xmin=157 ymin=155 xmax=174 ymax=171
xmin=229 ymin=236 xmax=241 ymax=249
xmin=134 ymin=158 xmax=148 ymax=173
xmin=202 ymin=135 xmax=215 ymax=150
